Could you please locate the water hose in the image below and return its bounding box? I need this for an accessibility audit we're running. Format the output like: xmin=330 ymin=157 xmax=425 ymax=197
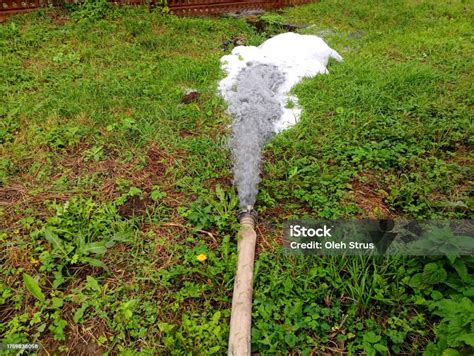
xmin=228 ymin=206 xmax=257 ymax=355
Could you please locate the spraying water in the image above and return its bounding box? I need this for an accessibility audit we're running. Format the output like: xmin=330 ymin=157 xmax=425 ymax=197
xmin=228 ymin=64 xmax=285 ymax=207
xmin=219 ymin=32 xmax=342 ymax=208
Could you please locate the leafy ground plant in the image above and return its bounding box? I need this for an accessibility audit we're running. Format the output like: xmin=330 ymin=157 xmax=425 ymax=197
xmin=0 ymin=0 xmax=472 ymax=354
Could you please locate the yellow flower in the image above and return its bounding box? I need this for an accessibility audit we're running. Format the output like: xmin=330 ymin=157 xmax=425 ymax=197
xmin=196 ymin=253 xmax=207 ymax=262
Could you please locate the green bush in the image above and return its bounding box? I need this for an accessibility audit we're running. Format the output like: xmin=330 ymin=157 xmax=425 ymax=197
xmin=70 ymin=0 xmax=111 ymax=22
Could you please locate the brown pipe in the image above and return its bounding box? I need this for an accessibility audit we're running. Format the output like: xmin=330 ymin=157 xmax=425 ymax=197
xmin=228 ymin=209 xmax=257 ymax=355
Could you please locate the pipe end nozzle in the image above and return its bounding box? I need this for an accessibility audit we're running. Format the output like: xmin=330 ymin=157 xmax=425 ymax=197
xmin=238 ymin=206 xmax=257 ymax=227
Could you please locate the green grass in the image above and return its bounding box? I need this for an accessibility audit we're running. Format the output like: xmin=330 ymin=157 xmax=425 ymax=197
xmin=1 ymin=1 xmax=473 ymax=354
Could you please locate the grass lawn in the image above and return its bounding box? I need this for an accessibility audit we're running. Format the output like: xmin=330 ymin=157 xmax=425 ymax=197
xmin=1 ymin=0 xmax=473 ymax=354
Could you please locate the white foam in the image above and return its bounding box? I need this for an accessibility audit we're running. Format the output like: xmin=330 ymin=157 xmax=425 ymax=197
xmin=219 ymin=32 xmax=342 ymax=132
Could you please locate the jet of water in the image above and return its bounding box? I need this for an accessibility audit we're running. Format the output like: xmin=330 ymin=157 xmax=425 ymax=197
xmin=227 ymin=64 xmax=285 ymax=208
xmin=219 ymin=33 xmax=342 ymax=208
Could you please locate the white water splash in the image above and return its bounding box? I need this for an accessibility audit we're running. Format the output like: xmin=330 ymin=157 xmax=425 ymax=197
xmin=219 ymin=32 xmax=342 ymax=207
xmin=219 ymin=32 xmax=342 ymax=132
